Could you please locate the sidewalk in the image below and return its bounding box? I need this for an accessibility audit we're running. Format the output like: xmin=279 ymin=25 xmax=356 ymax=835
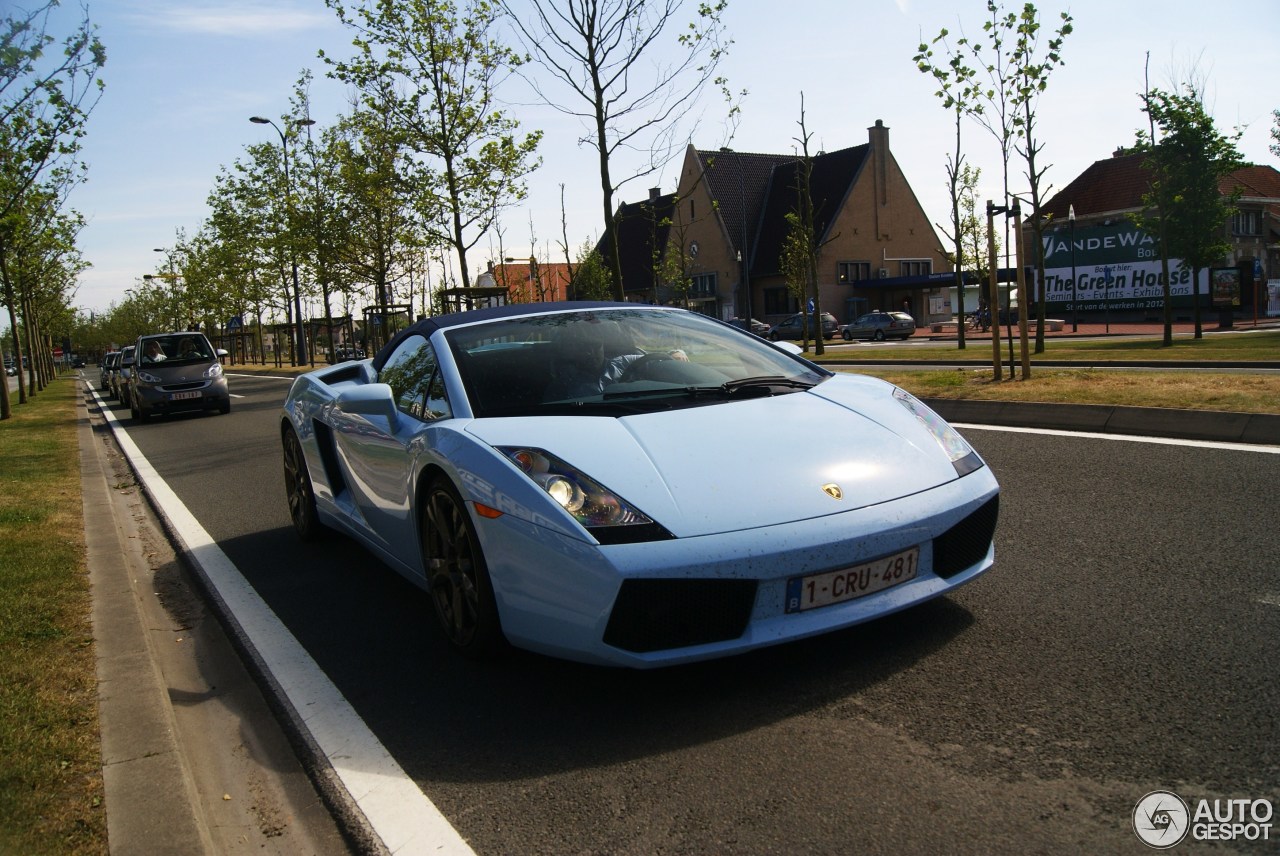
xmin=80 ymin=389 xmax=355 ymax=856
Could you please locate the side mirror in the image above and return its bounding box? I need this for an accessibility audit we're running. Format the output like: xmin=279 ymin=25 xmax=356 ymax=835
xmin=215 ymin=348 xmax=228 ymax=358
xmin=336 ymin=383 xmax=398 ymax=425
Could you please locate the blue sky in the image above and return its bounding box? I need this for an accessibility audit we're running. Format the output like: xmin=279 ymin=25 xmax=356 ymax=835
xmin=46 ymin=0 xmax=1280 ymax=314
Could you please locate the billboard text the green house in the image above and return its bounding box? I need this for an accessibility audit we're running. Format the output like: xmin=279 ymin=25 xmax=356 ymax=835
xmin=1040 ymin=222 xmax=1208 ymax=312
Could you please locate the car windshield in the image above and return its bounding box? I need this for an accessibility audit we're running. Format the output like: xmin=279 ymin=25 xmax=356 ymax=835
xmin=139 ymin=335 xmax=212 ymax=364
xmin=445 ymin=307 xmax=829 ymax=417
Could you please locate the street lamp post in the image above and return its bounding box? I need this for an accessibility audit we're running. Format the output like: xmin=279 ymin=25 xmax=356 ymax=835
xmin=1068 ymin=205 xmax=1078 ymax=333
xmin=250 ymin=115 xmax=315 ymax=366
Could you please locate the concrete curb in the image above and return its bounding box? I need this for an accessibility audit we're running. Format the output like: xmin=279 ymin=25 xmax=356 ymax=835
xmin=925 ymin=398 xmax=1280 ymax=446
xmin=80 ymin=394 xmax=215 ymax=855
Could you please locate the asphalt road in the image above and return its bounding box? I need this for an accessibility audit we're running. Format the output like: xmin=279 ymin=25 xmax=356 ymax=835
xmin=103 ymin=372 xmax=1280 ymax=854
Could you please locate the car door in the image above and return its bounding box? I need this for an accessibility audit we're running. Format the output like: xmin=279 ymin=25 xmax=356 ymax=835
xmin=331 ymin=334 xmax=452 ymax=570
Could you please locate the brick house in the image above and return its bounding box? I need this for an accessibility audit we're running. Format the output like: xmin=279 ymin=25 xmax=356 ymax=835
xmin=491 ymin=259 xmax=577 ymax=303
xmin=620 ymin=120 xmax=951 ymax=327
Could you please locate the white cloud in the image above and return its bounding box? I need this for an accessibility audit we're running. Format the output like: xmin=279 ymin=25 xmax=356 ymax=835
xmin=127 ymin=2 xmax=333 ymax=37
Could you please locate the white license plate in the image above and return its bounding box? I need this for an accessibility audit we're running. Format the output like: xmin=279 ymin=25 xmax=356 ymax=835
xmin=785 ymin=547 xmax=919 ymax=613
xmin=169 ymin=390 xmax=201 ymax=401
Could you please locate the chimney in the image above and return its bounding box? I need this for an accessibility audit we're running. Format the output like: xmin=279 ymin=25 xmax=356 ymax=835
xmin=649 ymin=187 xmax=661 ymax=202
xmin=869 ymin=119 xmax=890 ymax=215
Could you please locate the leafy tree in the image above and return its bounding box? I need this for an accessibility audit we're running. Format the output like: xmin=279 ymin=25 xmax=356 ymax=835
xmin=0 ymin=0 xmax=104 ymax=418
xmin=501 ymin=0 xmax=736 ymax=300
xmin=570 ymin=241 xmax=613 ymax=300
xmin=324 ymin=0 xmax=541 ymax=292
xmin=326 ymin=105 xmax=420 ymax=337
xmin=1134 ymin=87 xmax=1244 ymax=339
xmin=916 ymin=28 xmax=983 ymax=349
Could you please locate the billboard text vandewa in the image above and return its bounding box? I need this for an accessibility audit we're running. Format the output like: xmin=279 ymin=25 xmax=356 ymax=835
xmin=1039 ymin=222 xmax=1208 ymax=312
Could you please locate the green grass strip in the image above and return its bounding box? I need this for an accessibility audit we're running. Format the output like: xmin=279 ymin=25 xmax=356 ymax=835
xmin=0 ymin=379 xmax=106 ymax=855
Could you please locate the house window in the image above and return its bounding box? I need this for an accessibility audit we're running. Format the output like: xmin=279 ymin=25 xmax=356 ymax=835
xmin=1232 ymin=211 xmax=1259 ymax=236
xmin=837 ymin=261 xmax=872 ymax=284
xmin=900 ymin=260 xmax=932 ymax=278
xmin=690 ymin=273 xmax=716 ymax=297
xmin=763 ymin=287 xmax=794 ymax=316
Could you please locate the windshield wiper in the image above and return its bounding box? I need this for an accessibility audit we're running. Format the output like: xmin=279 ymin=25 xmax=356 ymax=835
xmin=601 ymin=376 xmax=816 ymax=401
xmin=721 ymin=375 xmax=816 ymax=394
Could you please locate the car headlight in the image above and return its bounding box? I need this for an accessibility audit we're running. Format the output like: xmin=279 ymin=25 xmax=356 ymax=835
xmin=204 ymin=362 xmax=223 ymax=379
xmin=497 ymin=447 xmax=673 ymax=545
xmin=892 ymin=388 xmax=983 ymax=476
xmin=136 ymin=370 xmax=162 ymax=384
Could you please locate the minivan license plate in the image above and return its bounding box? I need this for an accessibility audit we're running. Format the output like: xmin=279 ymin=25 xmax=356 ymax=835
xmin=785 ymin=547 xmax=919 ymax=613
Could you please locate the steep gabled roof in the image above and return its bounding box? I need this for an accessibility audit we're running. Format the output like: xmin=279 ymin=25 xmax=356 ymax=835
xmin=695 ymin=149 xmax=795 ymax=257
xmin=750 ymin=144 xmax=870 ymax=277
xmin=1231 ymin=164 xmax=1280 ymax=200
xmin=608 ymin=191 xmax=678 ymax=296
xmin=1043 ymin=152 xmax=1280 ymax=219
xmin=1041 ymin=151 xmax=1150 ymax=219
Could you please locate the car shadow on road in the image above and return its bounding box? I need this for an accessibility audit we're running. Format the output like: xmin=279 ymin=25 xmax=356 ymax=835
xmin=209 ymin=523 xmax=975 ymax=785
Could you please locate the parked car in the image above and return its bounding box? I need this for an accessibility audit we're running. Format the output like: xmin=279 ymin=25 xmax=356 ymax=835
xmin=768 ymin=312 xmax=839 ymax=341
xmin=330 ymin=346 xmax=367 ymax=363
xmin=99 ymin=351 xmax=120 ymax=391
xmin=129 ymin=332 xmax=230 ymax=422
xmin=280 ymin=302 xmax=999 ymax=668
xmin=842 ymin=311 xmax=917 ymax=341
xmin=726 ymin=317 xmax=770 ymax=337
xmin=111 ymin=346 xmax=136 ymax=406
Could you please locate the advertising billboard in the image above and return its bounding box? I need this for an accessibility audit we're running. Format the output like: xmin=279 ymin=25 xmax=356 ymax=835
xmin=1039 ymin=222 xmax=1209 ymax=312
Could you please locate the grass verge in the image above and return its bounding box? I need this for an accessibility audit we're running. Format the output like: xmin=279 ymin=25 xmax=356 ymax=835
xmin=845 ymin=368 xmax=1280 ymax=414
xmin=812 ymin=329 xmax=1280 ymax=364
xmin=0 ymin=378 xmax=106 ymax=855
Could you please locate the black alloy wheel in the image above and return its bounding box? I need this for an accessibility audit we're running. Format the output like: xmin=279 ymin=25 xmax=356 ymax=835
xmin=873 ymin=329 xmax=886 ymax=341
xmin=421 ymin=477 xmax=503 ymax=658
xmin=282 ymin=427 xmax=325 ymax=541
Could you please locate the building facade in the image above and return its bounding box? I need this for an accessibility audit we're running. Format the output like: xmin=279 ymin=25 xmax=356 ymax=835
xmin=620 ymin=120 xmax=951 ymax=327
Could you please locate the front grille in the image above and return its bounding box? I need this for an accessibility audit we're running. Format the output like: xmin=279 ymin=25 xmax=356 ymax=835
xmin=161 ymin=381 xmax=206 ymax=392
xmin=603 ymin=578 xmax=758 ymax=653
xmin=933 ymin=495 xmax=999 ymax=579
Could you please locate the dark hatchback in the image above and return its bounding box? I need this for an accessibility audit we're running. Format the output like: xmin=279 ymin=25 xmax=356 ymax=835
xmin=129 ymin=333 xmax=230 ymax=421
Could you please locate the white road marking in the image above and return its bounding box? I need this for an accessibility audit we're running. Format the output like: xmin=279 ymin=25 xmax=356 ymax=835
xmin=89 ymin=384 xmax=476 ymax=856
xmin=953 ymin=423 xmax=1280 ymax=454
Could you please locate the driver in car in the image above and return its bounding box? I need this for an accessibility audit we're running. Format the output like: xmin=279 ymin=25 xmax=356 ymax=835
xmin=545 ymin=323 xmax=685 ymax=399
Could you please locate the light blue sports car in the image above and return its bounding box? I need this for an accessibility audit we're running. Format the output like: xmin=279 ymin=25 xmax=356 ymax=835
xmin=281 ymin=302 xmax=999 ymax=668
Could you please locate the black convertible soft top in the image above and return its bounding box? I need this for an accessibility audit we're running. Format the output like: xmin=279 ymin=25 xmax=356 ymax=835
xmin=371 ymin=301 xmax=639 ymax=370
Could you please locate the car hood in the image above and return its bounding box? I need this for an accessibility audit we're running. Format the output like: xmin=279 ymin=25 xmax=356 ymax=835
xmin=464 ymin=382 xmax=963 ymax=538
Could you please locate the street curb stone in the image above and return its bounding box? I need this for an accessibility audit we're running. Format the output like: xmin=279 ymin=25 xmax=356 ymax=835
xmin=925 ymin=398 xmax=1280 ymax=445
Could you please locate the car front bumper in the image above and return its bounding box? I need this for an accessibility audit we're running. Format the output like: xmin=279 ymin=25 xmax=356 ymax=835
xmin=478 ymin=468 xmax=1000 ymax=668
xmin=134 ymin=378 xmax=229 ymax=415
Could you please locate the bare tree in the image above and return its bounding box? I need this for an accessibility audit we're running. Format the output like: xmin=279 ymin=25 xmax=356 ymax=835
xmin=500 ymin=0 xmax=737 ymax=300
